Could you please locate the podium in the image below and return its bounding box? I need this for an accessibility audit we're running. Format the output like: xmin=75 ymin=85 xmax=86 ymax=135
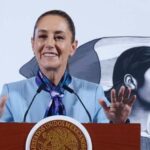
xmin=0 ymin=123 xmax=140 ymax=150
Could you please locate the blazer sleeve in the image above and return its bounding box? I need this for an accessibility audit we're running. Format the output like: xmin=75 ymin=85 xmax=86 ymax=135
xmin=93 ymin=84 xmax=110 ymax=123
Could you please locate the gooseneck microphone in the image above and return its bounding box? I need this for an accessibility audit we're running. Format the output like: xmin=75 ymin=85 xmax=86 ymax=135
xmin=63 ymin=85 xmax=92 ymax=123
xmin=23 ymin=84 xmax=45 ymax=122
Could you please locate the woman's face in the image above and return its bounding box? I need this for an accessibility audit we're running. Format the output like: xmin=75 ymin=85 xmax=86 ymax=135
xmin=32 ymin=15 xmax=77 ymax=73
xmin=138 ymin=67 xmax=150 ymax=103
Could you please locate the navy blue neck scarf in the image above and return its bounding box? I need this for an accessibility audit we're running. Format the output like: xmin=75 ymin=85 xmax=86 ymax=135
xmin=35 ymin=70 xmax=72 ymax=117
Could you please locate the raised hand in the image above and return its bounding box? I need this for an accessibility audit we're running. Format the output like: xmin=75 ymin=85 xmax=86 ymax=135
xmin=99 ymin=86 xmax=136 ymax=123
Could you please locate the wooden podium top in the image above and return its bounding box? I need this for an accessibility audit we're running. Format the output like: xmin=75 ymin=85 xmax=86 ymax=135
xmin=0 ymin=123 xmax=140 ymax=150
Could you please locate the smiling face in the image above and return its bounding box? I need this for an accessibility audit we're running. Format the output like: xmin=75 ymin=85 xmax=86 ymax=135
xmin=32 ymin=15 xmax=77 ymax=76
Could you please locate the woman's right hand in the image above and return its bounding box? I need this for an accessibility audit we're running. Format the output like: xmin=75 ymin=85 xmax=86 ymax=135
xmin=0 ymin=96 xmax=7 ymax=117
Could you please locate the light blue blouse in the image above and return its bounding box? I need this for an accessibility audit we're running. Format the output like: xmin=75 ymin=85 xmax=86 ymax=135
xmin=0 ymin=76 xmax=109 ymax=123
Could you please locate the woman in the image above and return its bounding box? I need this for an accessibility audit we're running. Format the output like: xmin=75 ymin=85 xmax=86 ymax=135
xmin=0 ymin=10 xmax=135 ymax=123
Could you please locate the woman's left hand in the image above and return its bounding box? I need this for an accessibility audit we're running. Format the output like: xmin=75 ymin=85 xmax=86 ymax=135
xmin=99 ymin=86 xmax=136 ymax=123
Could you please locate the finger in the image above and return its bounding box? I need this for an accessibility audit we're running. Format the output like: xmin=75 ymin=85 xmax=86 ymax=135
xmin=122 ymin=88 xmax=131 ymax=104
xmin=0 ymin=96 xmax=7 ymax=117
xmin=0 ymin=96 xmax=7 ymax=108
xmin=128 ymin=95 xmax=136 ymax=106
xmin=125 ymin=87 xmax=131 ymax=99
xmin=110 ymin=89 xmax=117 ymax=103
xmin=117 ymin=86 xmax=125 ymax=102
xmin=126 ymin=88 xmax=131 ymax=98
xmin=99 ymin=100 xmax=109 ymax=112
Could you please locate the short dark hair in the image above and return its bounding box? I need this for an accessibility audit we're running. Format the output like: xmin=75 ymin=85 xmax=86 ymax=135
xmin=113 ymin=46 xmax=150 ymax=88
xmin=33 ymin=10 xmax=76 ymax=42
xmin=105 ymin=46 xmax=150 ymax=101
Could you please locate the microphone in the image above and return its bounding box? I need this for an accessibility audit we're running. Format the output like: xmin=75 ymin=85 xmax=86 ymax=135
xmin=23 ymin=83 xmax=45 ymax=122
xmin=63 ymin=85 xmax=92 ymax=123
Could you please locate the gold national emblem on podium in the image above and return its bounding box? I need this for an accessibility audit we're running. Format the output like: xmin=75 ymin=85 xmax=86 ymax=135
xmin=26 ymin=116 xmax=92 ymax=150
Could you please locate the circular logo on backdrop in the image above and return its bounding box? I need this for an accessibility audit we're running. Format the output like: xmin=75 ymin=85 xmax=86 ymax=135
xmin=26 ymin=116 xmax=92 ymax=150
